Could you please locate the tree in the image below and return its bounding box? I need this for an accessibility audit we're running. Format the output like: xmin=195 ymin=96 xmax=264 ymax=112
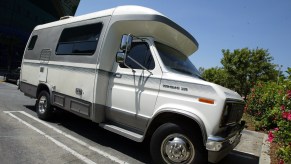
xmin=221 ymin=48 xmax=277 ymax=96
xmin=201 ymin=67 xmax=236 ymax=89
xmin=286 ymin=67 xmax=291 ymax=80
xmin=198 ymin=67 xmax=205 ymax=74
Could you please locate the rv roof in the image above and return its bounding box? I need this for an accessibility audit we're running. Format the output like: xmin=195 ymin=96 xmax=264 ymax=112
xmin=34 ymin=6 xmax=164 ymax=30
xmin=33 ymin=5 xmax=198 ymax=55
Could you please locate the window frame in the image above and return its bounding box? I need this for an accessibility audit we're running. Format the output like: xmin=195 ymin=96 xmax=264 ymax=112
xmin=27 ymin=35 xmax=38 ymax=50
xmin=55 ymin=22 xmax=103 ymax=56
xmin=120 ymin=41 xmax=155 ymax=70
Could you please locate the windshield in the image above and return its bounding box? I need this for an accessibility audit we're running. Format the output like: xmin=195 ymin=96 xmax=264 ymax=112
xmin=155 ymin=42 xmax=202 ymax=78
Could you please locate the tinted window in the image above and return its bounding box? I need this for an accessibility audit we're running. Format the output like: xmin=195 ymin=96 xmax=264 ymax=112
xmin=28 ymin=35 xmax=38 ymax=50
xmin=155 ymin=42 xmax=201 ymax=78
xmin=122 ymin=42 xmax=155 ymax=70
xmin=56 ymin=23 xmax=103 ymax=55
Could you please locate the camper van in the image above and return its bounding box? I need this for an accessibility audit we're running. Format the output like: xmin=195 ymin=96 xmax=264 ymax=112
xmin=20 ymin=6 xmax=245 ymax=164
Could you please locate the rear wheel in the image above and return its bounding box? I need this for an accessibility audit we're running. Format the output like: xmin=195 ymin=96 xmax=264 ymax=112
xmin=36 ymin=91 xmax=53 ymax=120
xmin=150 ymin=123 xmax=207 ymax=164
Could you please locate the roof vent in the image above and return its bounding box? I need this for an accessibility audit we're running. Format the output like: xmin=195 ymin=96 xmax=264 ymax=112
xmin=60 ymin=16 xmax=73 ymax=20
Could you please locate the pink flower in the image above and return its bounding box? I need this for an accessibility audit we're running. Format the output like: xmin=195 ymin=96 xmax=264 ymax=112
xmin=281 ymin=105 xmax=285 ymax=111
xmin=274 ymin=127 xmax=279 ymax=131
xmin=282 ymin=112 xmax=288 ymax=119
xmin=279 ymin=159 xmax=284 ymax=164
xmin=287 ymin=90 xmax=291 ymax=99
xmin=288 ymin=113 xmax=291 ymax=121
xmin=267 ymin=131 xmax=274 ymax=142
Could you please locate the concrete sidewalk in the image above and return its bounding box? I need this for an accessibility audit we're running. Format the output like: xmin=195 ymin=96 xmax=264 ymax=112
xmin=235 ymin=130 xmax=270 ymax=164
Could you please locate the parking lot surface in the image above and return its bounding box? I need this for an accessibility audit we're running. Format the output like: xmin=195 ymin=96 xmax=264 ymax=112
xmin=0 ymin=81 xmax=265 ymax=164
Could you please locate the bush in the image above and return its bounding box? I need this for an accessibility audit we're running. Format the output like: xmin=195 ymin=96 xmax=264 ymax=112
xmin=245 ymin=80 xmax=291 ymax=163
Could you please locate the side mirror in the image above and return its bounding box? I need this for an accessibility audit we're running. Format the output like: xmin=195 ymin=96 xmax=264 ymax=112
xmin=120 ymin=34 xmax=133 ymax=52
xmin=116 ymin=52 xmax=125 ymax=64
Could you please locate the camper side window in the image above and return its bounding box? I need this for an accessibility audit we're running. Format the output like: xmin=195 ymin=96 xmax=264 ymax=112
xmin=121 ymin=42 xmax=155 ymax=70
xmin=28 ymin=35 xmax=38 ymax=50
xmin=56 ymin=23 xmax=103 ymax=55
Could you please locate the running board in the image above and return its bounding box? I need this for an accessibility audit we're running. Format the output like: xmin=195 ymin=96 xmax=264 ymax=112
xmin=99 ymin=123 xmax=144 ymax=142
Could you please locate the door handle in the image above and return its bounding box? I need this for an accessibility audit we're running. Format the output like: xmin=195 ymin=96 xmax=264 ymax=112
xmin=114 ymin=73 xmax=122 ymax=78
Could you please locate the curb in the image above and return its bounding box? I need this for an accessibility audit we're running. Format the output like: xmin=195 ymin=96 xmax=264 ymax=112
xmin=259 ymin=134 xmax=271 ymax=164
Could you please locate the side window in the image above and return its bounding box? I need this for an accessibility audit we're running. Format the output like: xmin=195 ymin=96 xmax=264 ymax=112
xmin=28 ymin=35 xmax=38 ymax=50
xmin=56 ymin=23 xmax=103 ymax=55
xmin=122 ymin=42 xmax=155 ymax=70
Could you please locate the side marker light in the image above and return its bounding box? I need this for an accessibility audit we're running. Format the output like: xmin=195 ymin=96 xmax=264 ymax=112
xmin=198 ymin=98 xmax=214 ymax=104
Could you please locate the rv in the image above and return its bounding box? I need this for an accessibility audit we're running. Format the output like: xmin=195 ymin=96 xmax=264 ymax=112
xmin=20 ymin=6 xmax=245 ymax=164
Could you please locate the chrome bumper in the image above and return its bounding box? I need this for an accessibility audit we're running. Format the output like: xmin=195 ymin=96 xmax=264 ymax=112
xmin=206 ymin=121 xmax=245 ymax=163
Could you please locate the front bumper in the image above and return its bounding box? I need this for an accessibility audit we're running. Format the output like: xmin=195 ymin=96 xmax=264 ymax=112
xmin=206 ymin=121 xmax=245 ymax=163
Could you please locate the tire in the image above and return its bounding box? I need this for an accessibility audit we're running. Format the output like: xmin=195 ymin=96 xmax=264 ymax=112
xmin=36 ymin=91 xmax=53 ymax=120
xmin=150 ymin=123 xmax=207 ymax=164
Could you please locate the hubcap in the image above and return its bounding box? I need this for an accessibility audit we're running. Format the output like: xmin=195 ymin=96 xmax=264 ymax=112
xmin=161 ymin=134 xmax=195 ymax=163
xmin=38 ymin=96 xmax=47 ymax=114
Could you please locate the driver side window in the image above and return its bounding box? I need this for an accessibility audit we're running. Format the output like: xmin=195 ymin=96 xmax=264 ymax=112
xmin=120 ymin=42 xmax=155 ymax=70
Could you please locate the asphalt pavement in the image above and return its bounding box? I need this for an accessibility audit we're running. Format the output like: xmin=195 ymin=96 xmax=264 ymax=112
xmin=0 ymin=80 xmax=270 ymax=164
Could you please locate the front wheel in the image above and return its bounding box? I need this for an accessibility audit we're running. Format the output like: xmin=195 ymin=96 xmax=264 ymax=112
xmin=36 ymin=91 xmax=53 ymax=120
xmin=150 ymin=123 xmax=207 ymax=164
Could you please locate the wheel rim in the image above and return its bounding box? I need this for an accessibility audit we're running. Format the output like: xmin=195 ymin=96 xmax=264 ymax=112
xmin=38 ymin=95 xmax=47 ymax=114
xmin=161 ymin=133 xmax=195 ymax=164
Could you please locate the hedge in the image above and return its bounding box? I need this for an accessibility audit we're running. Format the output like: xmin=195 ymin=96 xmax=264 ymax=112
xmin=245 ymin=80 xmax=291 ymax=163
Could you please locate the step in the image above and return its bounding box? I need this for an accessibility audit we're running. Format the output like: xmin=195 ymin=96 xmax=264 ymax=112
xmin=99 ymin=123 xmax=144 ymax=142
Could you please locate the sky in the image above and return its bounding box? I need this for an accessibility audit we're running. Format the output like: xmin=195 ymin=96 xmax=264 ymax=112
xmin=75 ymin=0 xmax=291 ymax=73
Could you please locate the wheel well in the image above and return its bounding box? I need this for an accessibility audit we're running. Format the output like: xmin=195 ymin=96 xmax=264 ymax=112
xmin=36 ymin=84 xmax=50 ymax=98
xmin=145 ymin=112 xmax=206 ymax=144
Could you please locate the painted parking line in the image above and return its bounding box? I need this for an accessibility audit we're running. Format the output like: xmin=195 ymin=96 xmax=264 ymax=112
xmin=4 ymin=111 xmax=128 ymax=164
xmin=4 ymin=111 xmax=96 ymax=164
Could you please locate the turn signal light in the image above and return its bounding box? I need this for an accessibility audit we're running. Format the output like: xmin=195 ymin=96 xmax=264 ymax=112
xmin=198 ymin=98 xmax=214 ymax=104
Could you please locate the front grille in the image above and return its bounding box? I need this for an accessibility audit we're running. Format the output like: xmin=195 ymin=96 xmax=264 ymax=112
xmin=220 ymin=101 xmax=244 ymax=127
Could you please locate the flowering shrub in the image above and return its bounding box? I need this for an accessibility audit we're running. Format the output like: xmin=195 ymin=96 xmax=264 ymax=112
xmin=245 ymin=80 xmax=291 ymax=163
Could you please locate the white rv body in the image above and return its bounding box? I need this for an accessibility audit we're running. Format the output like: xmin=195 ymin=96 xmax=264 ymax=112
xmin=20 ymin=6 xmax=245 ymax=163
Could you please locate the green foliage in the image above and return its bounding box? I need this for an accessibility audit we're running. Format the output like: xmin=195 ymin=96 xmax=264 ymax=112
xmin=245 ymin=80 xmax=291 ymax=163
xmin=277 ymin=145 xmax=291 ymax=163
xmin=221 ymin=48 xmax=277 ymax=96
xmin=201 ymin=67 xmax=235 ymax=88
xmin=201 ymin=48 xmax=278 ymax=96
xmin=286 ymin=67 xmax=291 ymax=80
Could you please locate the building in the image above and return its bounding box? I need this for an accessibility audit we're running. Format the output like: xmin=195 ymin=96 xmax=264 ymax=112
xmin=0 ymin=0 xmax=80 ymax=71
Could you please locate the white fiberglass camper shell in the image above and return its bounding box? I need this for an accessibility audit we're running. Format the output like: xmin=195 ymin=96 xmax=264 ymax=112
xmin=20 ymin=6 xmax=245 ymax=164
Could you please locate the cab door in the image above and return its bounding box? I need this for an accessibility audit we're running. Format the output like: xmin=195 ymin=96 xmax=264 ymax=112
xmin=107 ymin=40 xmax=162 ymax=132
